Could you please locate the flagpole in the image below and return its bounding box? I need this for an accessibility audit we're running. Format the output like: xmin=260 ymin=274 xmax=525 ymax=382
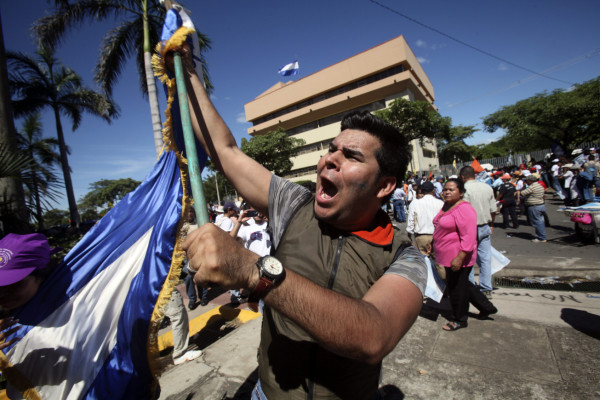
xmin=173 ymin=52 xmax=210 ymax=225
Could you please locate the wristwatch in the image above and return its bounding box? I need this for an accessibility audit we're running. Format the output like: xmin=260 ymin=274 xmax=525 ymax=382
xmin=249 ymin=255 xmax=286 ymax=301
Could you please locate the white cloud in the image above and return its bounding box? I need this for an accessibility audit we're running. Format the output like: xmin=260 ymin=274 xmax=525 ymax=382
xmin=498 ymin=63 xmax=508 ymax=71
xmin=417 ymin=56 xmax=429 ymax=64
xmin=415 ymin=40 xmax=444 ymax=50
xmin=106 ymin=158 xmax=156 ymax=176
xmin=236 ymin=112 xmax=248 ymax=124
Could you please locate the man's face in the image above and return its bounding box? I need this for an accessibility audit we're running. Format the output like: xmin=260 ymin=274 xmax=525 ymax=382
xmin=254 ymin=212 xmax=267 ymax=224
xmin=315 ymin=129 xmax=394 ymax=231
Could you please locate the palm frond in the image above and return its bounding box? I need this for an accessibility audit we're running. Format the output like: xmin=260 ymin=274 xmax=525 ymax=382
xmin=60 ymin=89 xmax=120 ymax=129
xmin=32 ymin=1 xmax=127 ymax=49
xmin=95 ymin=19 xmax=139 ymax=96
xmin=0 ymin=144 xmax=32 ymax=179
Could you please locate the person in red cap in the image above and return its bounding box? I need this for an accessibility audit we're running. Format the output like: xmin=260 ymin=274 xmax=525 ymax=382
xmin=0 ymin=233 xmax=58 ymax=350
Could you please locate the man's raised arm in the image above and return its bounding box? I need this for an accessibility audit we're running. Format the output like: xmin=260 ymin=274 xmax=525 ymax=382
xmin=178 ymin=47 xmax=271 ymax=213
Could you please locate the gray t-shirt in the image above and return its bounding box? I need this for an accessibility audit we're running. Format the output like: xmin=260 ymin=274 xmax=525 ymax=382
xmin=267 ymin=175 xmax=427 ymax=295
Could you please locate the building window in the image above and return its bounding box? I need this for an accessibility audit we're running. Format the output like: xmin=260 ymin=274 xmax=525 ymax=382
xmin=295 ymin=139 xmax=333 ymax=156
xmin=423 ymin=149 xmax=437 ymax=158
xmin=283 ymin=166 xmax=318 ymax=179
xmin=285 ymin=100 xmax=386 ymax=137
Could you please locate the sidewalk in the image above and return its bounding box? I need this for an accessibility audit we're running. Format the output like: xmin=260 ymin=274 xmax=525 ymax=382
xmin=157 ymin=287 xmax=600 ymax=399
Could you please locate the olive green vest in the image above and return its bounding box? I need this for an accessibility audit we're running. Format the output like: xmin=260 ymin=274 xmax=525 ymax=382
xmin=258 ymin=198 xmax=408 ymax=400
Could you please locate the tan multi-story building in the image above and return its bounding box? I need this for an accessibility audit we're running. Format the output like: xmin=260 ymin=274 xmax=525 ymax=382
xmin=244 ymin=35 xmax=439 ymax=182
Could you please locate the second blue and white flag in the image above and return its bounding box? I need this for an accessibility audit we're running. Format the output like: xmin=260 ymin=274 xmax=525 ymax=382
xmin=278 ymin=61 xmax=299 ymax=76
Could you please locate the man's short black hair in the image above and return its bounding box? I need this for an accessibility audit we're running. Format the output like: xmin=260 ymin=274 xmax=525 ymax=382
xmin=459 ymin=166 xmax=475 ymax=180
xmin=340 ymin=111 xmax=411 ymax=183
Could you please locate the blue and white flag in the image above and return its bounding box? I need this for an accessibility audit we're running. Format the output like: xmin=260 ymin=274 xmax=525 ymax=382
xmin=278 ymin=61 xmax=299 ymax=76
xmin=3 ymin=151 xmax=185 ymax=399
xmin=0 ymin=2 xmax=208 ymax=399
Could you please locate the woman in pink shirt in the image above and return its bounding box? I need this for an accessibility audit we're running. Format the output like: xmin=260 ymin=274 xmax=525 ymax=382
xmin=433 ymin=178 xmax=478 ymax=331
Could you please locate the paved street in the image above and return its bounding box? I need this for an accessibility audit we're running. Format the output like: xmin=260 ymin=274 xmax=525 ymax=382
xmin=156 ymin=195 xmax=600 ymax=399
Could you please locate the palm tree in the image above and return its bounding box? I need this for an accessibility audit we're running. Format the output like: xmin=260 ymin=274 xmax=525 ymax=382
xmin=16 ymin=114 xmax=64 ymax=230
xmin=0 ymin=16 xmax=30 ymax=233
xmin=7 ymin=46 xmax=119 ymax=229
xmin=33 ymin=0 xmax=212 ymax=156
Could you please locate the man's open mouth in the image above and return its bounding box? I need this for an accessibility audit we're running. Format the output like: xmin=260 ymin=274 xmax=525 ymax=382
xmin=318 ymin=176 xmax=339 ymax=201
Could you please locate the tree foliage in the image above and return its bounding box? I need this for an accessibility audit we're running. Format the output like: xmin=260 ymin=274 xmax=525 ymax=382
xmin=32 ymin=0 xmax=213 ymax=97
xmin=43 ymin=208 xmax=70 ymax=227
xmin=202 ymin=171 xmax=236 ymax=205
xmin=482 ymin=76 xmax=600 ymax=152
xmin=376 ymin=98 xmax=451 ymax=144
xmin=471 ymin=136 xmax=513 ymax=160
xmin=16 ymin=113 xmax=63 ymax=229
xmin=7 ymin=46 xmax=119 ymax=228
xmin=240 ymin=128 xmax=305 ymax=176
xmin=33 ymin=0 xmax=213 ymax=155
xmin=436 ymin=125 xmax=477 ymax=164
xmin=78 ymin=178 xmax=140 ymax=217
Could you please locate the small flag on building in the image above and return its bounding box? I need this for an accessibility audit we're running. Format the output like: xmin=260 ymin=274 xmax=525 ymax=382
xmin=278 ymin=61 xmax=299 ymax=76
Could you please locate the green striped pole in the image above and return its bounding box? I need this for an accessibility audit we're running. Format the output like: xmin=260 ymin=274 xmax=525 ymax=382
xmin=173 ymin=52 xmax=210 ymax=225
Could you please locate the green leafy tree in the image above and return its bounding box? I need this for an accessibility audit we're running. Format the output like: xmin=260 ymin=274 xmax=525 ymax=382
xmin=436 ymin=125 xmax=477 ymax=164
xmin=44 ymin=208 xmax=70 ymax=227
xmin=483 ymin=77 xmax=600 ymax=152
xmin=375 ymin=98 xmax=451 ymax=144
xmin=16 ymin=113 xmax=63 ymax=230
xmin=202 ymin=171 xmax=236 ymax=205
xmin=78 ymin=178 xmax=141 ymax=217
xmin=472 ymin=136 xmax=513 ymax=160
xmin=7 ymin=46 xmax=119 ymax=229
xmin=33 ymin=0 xmax=213 ymax=155
xmin=240 ymin=128 xmax=305 ymax=176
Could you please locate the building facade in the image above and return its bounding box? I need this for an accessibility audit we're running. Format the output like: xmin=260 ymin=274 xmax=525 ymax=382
xmin=244 ymin=35 xmax=439 ymax=182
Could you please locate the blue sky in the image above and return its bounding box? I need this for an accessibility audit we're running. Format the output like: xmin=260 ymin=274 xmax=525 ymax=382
xmin=2 ymin=0 xmax=599 ymax=210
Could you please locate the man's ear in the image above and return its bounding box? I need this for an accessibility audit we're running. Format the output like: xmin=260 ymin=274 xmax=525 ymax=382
xmin=376 ymin=176 xmax=396 ymax=200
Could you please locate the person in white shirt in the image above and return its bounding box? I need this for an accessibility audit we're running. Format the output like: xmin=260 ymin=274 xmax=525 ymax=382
xmin=550 ymin=159 xmax=566 ymax=200
xmin=391 ymin=186 xmax=407 ymax=222
xmin=562 ymin=164 xmax=576 ymax=205
xmin=433 ymin=176 xmax=444 ymax=199
xmin=406 ymin=182 xmax=416 ymax=204
xmin=215 ymin=202 xmax=238 ymax=232
xmin=232 ymin=210 xmax=272 ymax=258
xmin=406 ymin=182 xmax=443 ymax=256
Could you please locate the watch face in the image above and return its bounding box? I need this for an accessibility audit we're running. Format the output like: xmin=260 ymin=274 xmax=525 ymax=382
xmin=262 ymin=256 xmax=283 ymax=275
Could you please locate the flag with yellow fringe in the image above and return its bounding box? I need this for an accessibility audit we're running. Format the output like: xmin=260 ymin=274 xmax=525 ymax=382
xmin=0 ymin=3 xmax=207 ymax=399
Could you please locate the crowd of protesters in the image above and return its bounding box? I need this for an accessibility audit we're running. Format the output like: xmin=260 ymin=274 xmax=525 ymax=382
xmin=388 ymin=146 xmax=599 ymax=331
xmin=392 ymin=146 xmax=599 ymax=233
